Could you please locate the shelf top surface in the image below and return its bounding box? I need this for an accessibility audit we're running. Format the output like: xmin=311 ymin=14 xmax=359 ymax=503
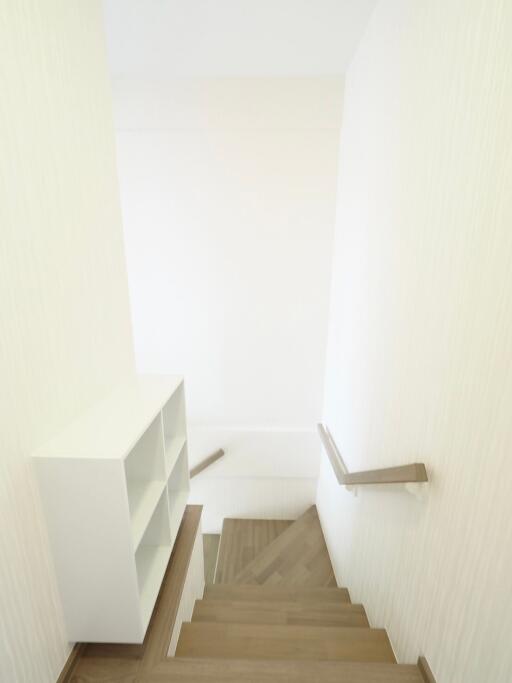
xmin=32 ymin=374 xmax=183 ymax=461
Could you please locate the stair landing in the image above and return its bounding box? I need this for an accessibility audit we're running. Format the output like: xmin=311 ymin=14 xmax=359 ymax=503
xmin=215 ymin=518 xmax=293 ymax=583
xmin=233 ymin=506 xmax=337 ymax=587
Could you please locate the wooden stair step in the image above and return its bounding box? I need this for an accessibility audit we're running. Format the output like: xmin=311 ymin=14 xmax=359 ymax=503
xmin=140 ymin=658 xmax=424 ymax=682
xmin=215 ymin=518 xmax=293 ymax=583
xmin=192 ymin=598 xmax=369 ymax=627
xmin=233 ymin=505 xmax=337 ymax=587
xmin=204 ymin=583 xmax=351 ymax=603
xmin=176 ymin=622 xmax=396 ymax=663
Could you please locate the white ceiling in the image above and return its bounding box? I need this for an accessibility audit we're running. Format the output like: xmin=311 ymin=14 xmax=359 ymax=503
xmin=102 ymin=0 xmax=378 ymax=78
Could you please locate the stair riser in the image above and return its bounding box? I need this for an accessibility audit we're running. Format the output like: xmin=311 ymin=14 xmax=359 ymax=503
xmin=145 ymin=659 xmax=424 ymax=683
xmin=204 ymin=585 xmax=351 ymax=603
xmin=192 ymin=601 xmax=369 ymax=627
xmin=196 ymin=599 xmax=363 ymax=613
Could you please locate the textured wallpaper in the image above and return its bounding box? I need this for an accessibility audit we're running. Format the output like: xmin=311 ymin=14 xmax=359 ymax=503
xmin=317 ymin=2 xmax=512 ymax=683
xmin=0 ymin=2 xmax=134 ymax=682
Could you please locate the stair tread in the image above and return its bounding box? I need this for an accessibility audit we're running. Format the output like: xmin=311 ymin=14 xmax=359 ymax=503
xmin=215 ymin=518 xmax=293 ymax=583
xmin=192 ymin=599 xmax=369 ymax=627
xmin=233 ymin=506 xmax=337 ymax=587
xmin=141 ymin=658 xmax=423 ymax=682
xmin=176 ymin=622 xmax=396 ymax=663
xmin=204 ymin=583 xmax=351 ymax=603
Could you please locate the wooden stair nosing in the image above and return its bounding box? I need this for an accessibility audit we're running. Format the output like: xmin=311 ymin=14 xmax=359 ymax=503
xmin=418 ymin=656 xmax=437 ymax=683
xmin=138 ymin=658 xmax=425 ymax=683
xmin=176 ymin=622 xmax=396 ymax=663
xmin=192 ymin=598 xmax=369 ymax=627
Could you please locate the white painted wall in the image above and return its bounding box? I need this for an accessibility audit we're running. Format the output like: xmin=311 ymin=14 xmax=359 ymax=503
xmin=113 ymin=78 xmax=342 ymax=520
xmin=317 ymin=2 xmax=512 ymax=683
xmin=0 ymin=3 xmax=134 ymax=682
xmin=188 ymin=428 xmax=319 ymax=532
xmin=103 ymin=0 xmax=378 ymax=78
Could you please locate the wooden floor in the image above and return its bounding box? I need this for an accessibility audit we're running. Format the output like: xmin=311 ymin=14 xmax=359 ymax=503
xmin=215 ymin=518 xmax=293 ymax=583
xmin=234 ymin=506 xmax=337 ymax=587
xmin=203 ymin=534 xmax=220 ymax=584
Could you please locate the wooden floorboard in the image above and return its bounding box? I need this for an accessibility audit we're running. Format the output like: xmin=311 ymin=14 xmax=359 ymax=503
xmin=215 ymin=518 xmax=293 ymax=583
xmin=72 ymin=657 xmax=140 ymax=682
xmin=176 ymin=622 xmax=396 ymax=663
xmin=203 ymin=534 xmax=220 ymax=584
xmin=234 ymin=506 xmax=337 ymax=587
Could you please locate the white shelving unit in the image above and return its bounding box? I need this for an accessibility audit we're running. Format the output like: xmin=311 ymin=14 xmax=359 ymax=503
xmin=32 ymin=375 xmax=190 ymax=644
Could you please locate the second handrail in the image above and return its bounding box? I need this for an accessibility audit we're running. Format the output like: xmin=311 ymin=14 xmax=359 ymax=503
xmin=318 ymin=424 xmax=428 ymax=486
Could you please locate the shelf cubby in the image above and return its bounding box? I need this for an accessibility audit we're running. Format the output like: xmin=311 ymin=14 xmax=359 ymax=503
xmin=32 ymin=375 xmax=190 ymax=644
xmin=125 ymin=414 xmax=167 ymax=549
xmin=164 ymin=434 xmax=187 ymax=478
xmin=167 ymin=445 xmax=190 ymax=541
xmin=136 ymin=489 xmax=172 ymax=632
xmin=162 ymin=384 xmax=187 ymax=474
xmin=128 ymin=479 xmax=166 ymax=550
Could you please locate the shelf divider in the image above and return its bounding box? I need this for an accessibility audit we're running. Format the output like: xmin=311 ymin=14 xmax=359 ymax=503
xmin=164 ymin=435 xmax=187 ymax=477
xmin=128 ymin=479 xmax=167 ymax=550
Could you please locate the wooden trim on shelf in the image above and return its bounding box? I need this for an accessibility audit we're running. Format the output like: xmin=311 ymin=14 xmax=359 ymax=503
xmin=418 ymin=656 xmax=437 ymax=683
xmin=55 ymin=642 xmax=86 ymax=683
xmin=190 ymin=448 xmax=225 ymax=478
xmin=318 ymin=424 xmax=428 ymax=486
xmin=143 ymin=505 xmax=203 ymax=666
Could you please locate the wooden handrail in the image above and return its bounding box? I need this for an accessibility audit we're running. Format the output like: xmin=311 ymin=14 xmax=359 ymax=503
xmin=418 ymin=656 xmax=437 ymax=683
xmin=318 ymin=424 xmax=428 ymax=486
xmin=189 ymin=448 xmax=225 ymax=478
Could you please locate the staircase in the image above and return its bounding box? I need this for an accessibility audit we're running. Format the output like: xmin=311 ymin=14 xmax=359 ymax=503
xmin=173 ymin=505 xmax=426 ymax=682
xmin=69 ymin=505 xmax=432 ymax=682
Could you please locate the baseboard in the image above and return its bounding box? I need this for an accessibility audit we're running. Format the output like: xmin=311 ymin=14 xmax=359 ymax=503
xmin=56 ymin=643 xmax=85 ymax=683
xmin=418 ymin=656 xmax=436 ymax=683
xmin=317 ymin=492 xmax=437 ymax=683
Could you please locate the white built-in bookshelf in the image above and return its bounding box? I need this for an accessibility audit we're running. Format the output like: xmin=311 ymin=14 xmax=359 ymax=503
xmin=32 ymin=375 xmax=190 ymax=644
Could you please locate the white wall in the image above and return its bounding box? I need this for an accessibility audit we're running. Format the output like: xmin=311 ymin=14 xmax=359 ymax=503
xmin=114 ymin=78 xmax=342 ymax=522
xmin=0 ymin=3 xmax=134 ymax=682
xmin=317 ymin=2 xmax=512 ymax=683
xmin=188 ymin=428 xmax=320 ymax=532
xmin=103 ymin=0 xmax=378 ymax=78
